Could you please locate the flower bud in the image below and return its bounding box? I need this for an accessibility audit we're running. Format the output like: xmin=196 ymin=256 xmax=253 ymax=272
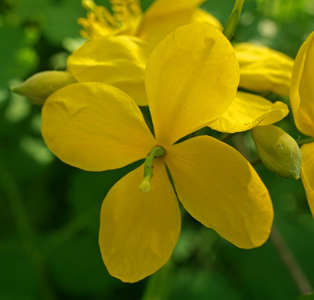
xmin=81 ymin=0 xmax=96 ymax=11
xmin=11 ymin=71 xmax=77 ymax=105
xmin=251 ymin=125 xmax=301 ymax=180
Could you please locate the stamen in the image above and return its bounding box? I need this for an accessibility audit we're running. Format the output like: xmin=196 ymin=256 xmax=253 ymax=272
xmin=110 ymin=0 xmax=142 ymax=34
xmin=138 ymin=146 xmax=165 ymax=193
xmin=79 ymin=0 xmax=142 ymax=38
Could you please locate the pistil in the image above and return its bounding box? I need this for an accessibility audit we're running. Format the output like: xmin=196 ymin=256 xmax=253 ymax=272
xmin=139 ymin=146 xmax=165 ymax=193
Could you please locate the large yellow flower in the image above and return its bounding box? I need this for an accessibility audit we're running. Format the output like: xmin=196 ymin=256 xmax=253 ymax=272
xmin=42 ymin=24 xmax=275 ymax=283
xmin=290 ymin=31 xmax=314 ymax=216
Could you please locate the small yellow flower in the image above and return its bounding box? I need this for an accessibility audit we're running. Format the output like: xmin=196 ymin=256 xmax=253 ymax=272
xmin=235 ymin=42 xmax=294 ymax=97
xmin=42 ymin=24 xmax=274 ymax=282
xmin=290 ymin=31 xmax=314 ymax=216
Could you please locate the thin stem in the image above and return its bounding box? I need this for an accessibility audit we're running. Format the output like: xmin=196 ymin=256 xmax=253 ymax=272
xmin=0 ymin=156 xmax=56 ymax=300
xmin=142 ymin=262 xmax=172 ymax=300
xmin=270 ymin=225 xmax=313 ymax=294
xmin=223 ymin=0 xmax=245 ymax=40
xmin=0 ymin=160 xmax=34 ymax=250
xmin=298 ymin=137 xmax=314 ymax=146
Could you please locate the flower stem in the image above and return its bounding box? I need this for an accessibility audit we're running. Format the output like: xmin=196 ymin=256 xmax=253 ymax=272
xmin=270 ymin=225 xmax=313 ymax=294
xmin=141 ymin=262 xmax=172 ymax=300
xmin=0 ymin=156 xmax=56 ymax=300
xmin=298 ymin=137 xmax=314 ymax=146
xmin=223 ymin=0 xmax=245 ymax=40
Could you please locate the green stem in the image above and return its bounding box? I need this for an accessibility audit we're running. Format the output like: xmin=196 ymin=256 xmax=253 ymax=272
xmin=223 ymin=0 xmax=245 ymax=41
xmin=0 ymin=156 xmax=56 ymax=300
xmin=142 ymin=262 xmax=172 ymax=300
xmin=270 ymin=225 xmax=313 ymax=294
xmin=298 ymin=137 xmax=314 ymax=146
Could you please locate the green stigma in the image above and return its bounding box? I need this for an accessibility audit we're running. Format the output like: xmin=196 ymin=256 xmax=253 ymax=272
xmin=139 ymin=146 xmax=165 ymax=193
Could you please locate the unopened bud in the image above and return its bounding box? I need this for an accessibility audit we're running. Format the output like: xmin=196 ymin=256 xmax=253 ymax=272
xmin=11 ymin=71 xmax=77 ymax=105
xmin=251 ymin=125 xmax=301 ymax=180
xmin=81 ymin=0 xmax=96 ymax=11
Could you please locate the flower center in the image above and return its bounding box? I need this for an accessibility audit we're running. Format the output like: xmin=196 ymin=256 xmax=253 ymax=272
xmin=138 ymin=146 xmax=165 ymax=193
xmin=79 ymin=0 xmax=142 ymax=38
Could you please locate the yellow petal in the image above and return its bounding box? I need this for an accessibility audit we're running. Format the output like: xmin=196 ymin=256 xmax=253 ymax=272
xmin=113 ymin=79 xmax=147 ymax=106
xmin=165 ymin=136 xmax=273 ymax=248
xmin=41 ymin=82 xmax=155 ymax=171
xmin=138 ymin=0 xmax=222 ymax=46
xmin=67 ymin=36 xmax=151 ymax=105
xmin=235 ymin=43 xmax=294 ymax=97
xmin=210 ymin=91 xmax=289 ymax=133
xmin=99 ymin=160 xmax=181 ymax=283
xmin=290 ymin=31 xmax=314 ymax=137
xmin=146 ymin=23 xmax=239 ymax=147
xmin=300 ymin=142 xmax=314 ymax=217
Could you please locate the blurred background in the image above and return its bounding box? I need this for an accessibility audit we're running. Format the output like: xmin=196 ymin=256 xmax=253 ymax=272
xmin=1 ymin=0 xmax=314 ymax=299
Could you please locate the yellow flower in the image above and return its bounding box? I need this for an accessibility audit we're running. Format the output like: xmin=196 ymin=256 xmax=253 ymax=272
xmin=235 ymin=43 xmax=294 ymax=97
xmin=42 ymin=24 xmax=274 ymax=282
xmin=290 ymin=31 xmax=314 ymax=216
xmin=68 ymin=0 xmax=223 ymax=106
